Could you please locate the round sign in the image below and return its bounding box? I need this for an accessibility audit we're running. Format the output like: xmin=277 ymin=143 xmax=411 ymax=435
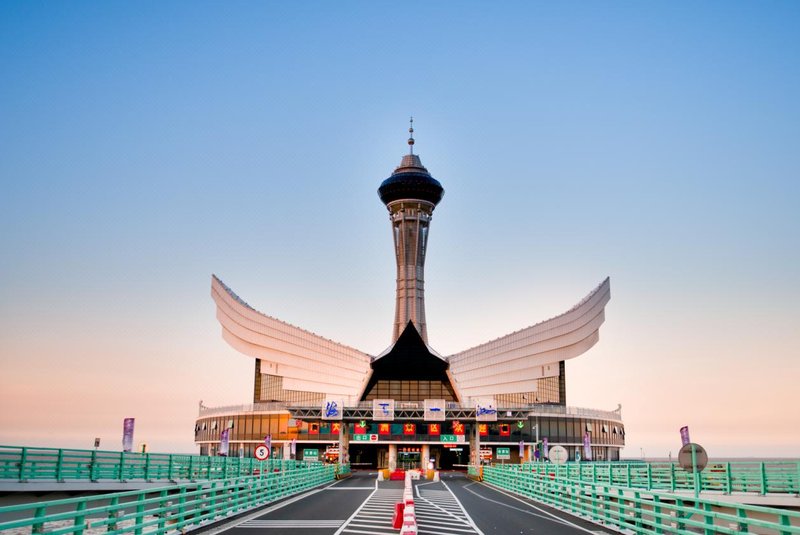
xmin=254 ymin=445 xmax=270 ymax=460
xmin=678 ymin=443 xmax=708 ymax=472
xmin=548 ymin=445 xmax=568 ymax=465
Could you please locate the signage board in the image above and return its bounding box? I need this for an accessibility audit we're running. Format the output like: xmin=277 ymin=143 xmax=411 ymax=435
xmin=548 ymin=445 xmax=568 ymax=465
xmin=254 ymin=445 xmax=269 ymax=460
xmin=353 ymin=434 xmax=380 ymax=442
xmin=321 ymin=399 xmax=343 ymax=420
xmin=372 ymin=399 xmax=395 ymax=421
xmin=424 ymin=399 xmax=446 ymax=421
xmin=678 ymin=443 xmax=708 ymax=472
xmin=475 ymin=398 xmax=498 ymax=422
xmin=440 ymin=434 xmax=465 ymax=443
xmin=302 ymin=449 xmax=320 ymax=461
xmin=496 ymin=447 xmax=511 ymax=460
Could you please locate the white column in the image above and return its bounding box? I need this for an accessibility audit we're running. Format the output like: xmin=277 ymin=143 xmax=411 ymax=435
xmin=388 ymin=444 xmax=397 ymax=471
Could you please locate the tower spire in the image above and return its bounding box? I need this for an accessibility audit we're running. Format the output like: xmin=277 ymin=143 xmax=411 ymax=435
xmin=408 ymin=116 xmax=415 ymax=154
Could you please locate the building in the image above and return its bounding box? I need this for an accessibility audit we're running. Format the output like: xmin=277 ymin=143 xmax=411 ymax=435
xmin=196 ymin=125 xmax=624 ymax=467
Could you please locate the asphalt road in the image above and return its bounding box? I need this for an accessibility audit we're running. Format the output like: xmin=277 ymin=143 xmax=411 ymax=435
xmin=205 ymin=470 xmax=617 ymax=535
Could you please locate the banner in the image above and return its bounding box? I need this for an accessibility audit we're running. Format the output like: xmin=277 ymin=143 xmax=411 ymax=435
xmin=373 ymin=399 xmax=395 ymax=421
xmin=322 ymin=399 xmax=343 ymax=420
xmin=122 ymin=418 xmax=135 ymax=452
xmin=543 ymin=437 xmax=549 ymax=458
xmin=264 ymin=435 xmax=272 ymax=458
xmin=475 ymin=398 xmax=498 ymax=422
xmin=519 ymin=440 xmax=525 ymax=458
xmin=424 ymin=399 xmax=446 ymax=421
xmin=583 ymin=432 xmax=592 ymax=461
xmin=680 ymin=426 xmax=690 ymax=446
xmin=219 ymin=428 xmax=230 ymax=456
xmin=290 ymin=438 xmax=297 ymax=456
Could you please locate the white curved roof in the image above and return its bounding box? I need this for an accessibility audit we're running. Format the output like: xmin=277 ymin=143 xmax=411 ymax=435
xmin=211 ymin=275 xmax=372 ymax=402
xmin=211 ymin=275 xmax=610 ymax=404
xmin=447 ymin=278 xmax=611 ymax=400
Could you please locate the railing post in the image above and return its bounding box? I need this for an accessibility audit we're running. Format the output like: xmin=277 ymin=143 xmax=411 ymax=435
xmin=760 ymin=462 xmax=767 ymax=495
xmin=144 ymin=453 xmax=151 ymax=481
xmin=647 ymin=462 xmax=652 ymax=490
xmin=88 ymin=449 xmax=96 ymax=482
xmin=188 ymin=454 xmax=194 ymax=481
xmin=57 ymin=448 xmax=65 ymax=482
xmin=725 ymin=462 xmax=732 ymax=494
xmin=119 ymin=451 xmax=126 ymax=481
xmin=18 ymin=447 xmax=28 ymax=481
xmin=168 ymin=453 xmax=175 ymax=481
xmin=207 ymin=455 xmax=213 ymax=480
xmin=670 ymin=462 xmax=676 ymax=492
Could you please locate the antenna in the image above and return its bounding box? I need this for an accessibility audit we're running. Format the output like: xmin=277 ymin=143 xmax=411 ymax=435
xmin=408 ymin=116 xmax=415 ymax=154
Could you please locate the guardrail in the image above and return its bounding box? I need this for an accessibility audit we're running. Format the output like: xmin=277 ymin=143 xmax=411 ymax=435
xmin=0 ymin=445 xmax=318 ymax=483
xmin=483 ymin=464 xmax=800 ymax=534
xmin=0 ymin=462 xmax=335 ymax=534
xmin=520 ymin=461 xmax=800 ymax=496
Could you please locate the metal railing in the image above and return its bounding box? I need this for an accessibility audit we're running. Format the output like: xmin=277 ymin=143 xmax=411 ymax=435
xmin=483 ymin=464 xmax=800 ymax=534
xmin=0 ymin=463 xmax=335 ymax=534
xmin=0 ymin=445 xmax=314 ymax=483
xmin=519 ymin=461 xmax=800 ymax=496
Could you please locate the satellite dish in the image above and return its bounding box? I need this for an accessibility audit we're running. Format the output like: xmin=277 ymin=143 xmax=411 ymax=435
xmin=678 ymin=443 xmax=708 ymax=472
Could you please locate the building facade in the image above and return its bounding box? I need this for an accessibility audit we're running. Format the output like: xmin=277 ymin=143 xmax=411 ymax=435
xmin=196 ymin=128 xmax=624 ymax=467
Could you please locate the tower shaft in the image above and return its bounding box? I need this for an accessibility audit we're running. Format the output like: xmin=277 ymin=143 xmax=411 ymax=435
xmin=388 ymin=200 xmax=434 ymax=343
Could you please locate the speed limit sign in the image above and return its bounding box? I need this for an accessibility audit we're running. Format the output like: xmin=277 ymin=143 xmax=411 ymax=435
xmin=254 ymin=445 xmax=270 ymax=460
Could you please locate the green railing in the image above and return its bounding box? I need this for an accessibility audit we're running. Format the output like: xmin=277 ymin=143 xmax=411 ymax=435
xmin=0 ymin=445 xmax=309 ymax=483
xmin=0 ymin=463 xmax=335 ymax=534
xmin=519 ymin=461 xmax=800 ymax=495
xmin=484 ymin=464 xmax=800 ymax=534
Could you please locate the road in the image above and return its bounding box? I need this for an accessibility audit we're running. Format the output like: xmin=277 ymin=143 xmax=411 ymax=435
xmin=203 ymin=470 xmax=617 ymax=535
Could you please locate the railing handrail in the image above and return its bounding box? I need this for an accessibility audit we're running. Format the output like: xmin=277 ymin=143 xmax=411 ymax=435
xmin=483 ymin=464 xmax=800 ymax=534
xmin=0 ymin=463 xmax=337 ymax=534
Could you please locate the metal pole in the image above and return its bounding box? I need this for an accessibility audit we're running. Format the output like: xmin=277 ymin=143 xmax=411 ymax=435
xmin=691 ymin=444 xmax=699 ymax=498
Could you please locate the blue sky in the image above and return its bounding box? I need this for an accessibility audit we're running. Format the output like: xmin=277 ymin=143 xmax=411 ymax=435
xmin=1 ymin=2 xmax=798 ymax=457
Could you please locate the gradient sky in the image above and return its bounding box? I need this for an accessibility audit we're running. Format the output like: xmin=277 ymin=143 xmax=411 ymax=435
xmin=1 ymin=2 xmax=798 ymax=458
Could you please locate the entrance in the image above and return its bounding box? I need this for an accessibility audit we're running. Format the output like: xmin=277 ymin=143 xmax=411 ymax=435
xmin=439 ymin=444 xmax=468 ymax=469
xmin=349 ymin=444 xmax=378 ymax=469
xmin=398 ymin=447 xmax=421 ymax=470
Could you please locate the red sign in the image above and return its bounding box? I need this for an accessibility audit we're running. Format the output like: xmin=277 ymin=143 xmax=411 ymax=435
xmin=309 ymin=423 xmax=319 ymax=435
xmin=479 ymin=424 xmax=488 ymax=436
xmin=452 ymin=421 xmax=465 ymax=435
xmin=499 ymin=424 xmax=510 ymax=436
xmin=428 ymin=423 xmax=440 ymax=435
xmin=404 ymin=423 xmax=416 ymax=435
xmin=379 ymin=423 xmax=391 ymax=435
xmin=355 ymin=423 xmax=367 ymax=434
xmin=331 ymin=422 xmax=341 ymax=434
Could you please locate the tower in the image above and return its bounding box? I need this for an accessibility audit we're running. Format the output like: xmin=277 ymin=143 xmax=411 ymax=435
xmin=378 ymin=120 xmax=444 ymax=343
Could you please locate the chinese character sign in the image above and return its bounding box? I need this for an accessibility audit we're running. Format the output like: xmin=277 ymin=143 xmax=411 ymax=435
xmin=331 ymin=422 xmax=342 ymax=434
xmin=403 ymin=423 xmax=416 ymax=435
xmin=322 ymin=399 xmax=343 ymax=420
xmin=479 ymin=423 xmax=488 ymax=436
xmin=378 ymin=423 xmax=391 ymax=435
xmin=428 ymin=423 xmax=441 ymax=435
xmin=499 ymin=423 xmax=510 ymax=436
xmin=475 ymin=398 xmax=498 ymax=422
xmin=424 ymin=399 xmax=446 ymax=421
xmin=122 ymin=418 xmax=135 ymax=452
xmin=372 ymin=399 xmax=395 ymax=421
xmin=452 ymin=420 xmax=465 ymax=435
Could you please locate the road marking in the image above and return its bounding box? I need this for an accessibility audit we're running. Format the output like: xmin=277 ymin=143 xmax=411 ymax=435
xmin=237 ymin=519 xmax=344 ymax=528
xmin=469 ymin=481 xmax=614 ymax=534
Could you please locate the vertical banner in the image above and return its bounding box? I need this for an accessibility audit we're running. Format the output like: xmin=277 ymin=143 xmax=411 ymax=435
xmin=122 ymin=418 xmax=135 ymax=452
xmin=543 ymin=437 xmax=549 ymax=458
xmin=219 ymin=428 xmax=230 ymax=456
xmin=519 ymin=440 xmax=525 ymax=458
xmin=583 ymin=432 xmax=592 ymax=461
xmin=264 ymin=435 xmax=272 ymax=458
xmin=290 ymin=438 xmax=297 ymax=456
xmin=680 ymin=426 xmax=690 ymax=446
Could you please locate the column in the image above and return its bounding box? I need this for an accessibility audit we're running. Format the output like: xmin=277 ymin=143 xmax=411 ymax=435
xmin=339 ymin=423 xmax=350 ymax=465
xmin=388 ymin=444 xmax=397 ymax=471
xmin=422 ymin=444 xmax=430 ymax=470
